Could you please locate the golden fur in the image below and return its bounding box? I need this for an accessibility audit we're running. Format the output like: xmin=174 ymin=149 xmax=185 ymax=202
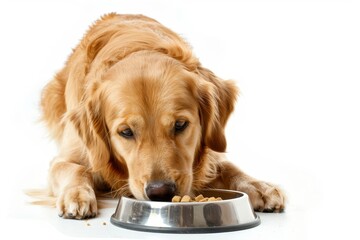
xmin=39 ymin=13 xmax=285 ymax=219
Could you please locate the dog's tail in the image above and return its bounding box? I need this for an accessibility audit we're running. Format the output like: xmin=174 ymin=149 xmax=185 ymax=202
xmin=24 ymin=188 xmax=56 ymax=207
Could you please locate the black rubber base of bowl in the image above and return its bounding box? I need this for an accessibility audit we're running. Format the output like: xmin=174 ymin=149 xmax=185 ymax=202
xmin=110 ymin=214 xmax=261 ymax=234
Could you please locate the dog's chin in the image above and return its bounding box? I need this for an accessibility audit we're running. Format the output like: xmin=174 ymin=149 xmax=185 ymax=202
xmin=177 ymin=186 xmax=192 ymax=197
xmin=127 ymin=180 xmax=147 ymax=200
xmin=176 ymin=177 xmax=193 ymax=196
xmin=132 ymin=192 xmax=148 ymax=200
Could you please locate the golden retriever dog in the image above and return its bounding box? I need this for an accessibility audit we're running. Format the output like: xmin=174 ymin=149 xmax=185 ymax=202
xmin=40 ymin=13 xmax=285 ymax=219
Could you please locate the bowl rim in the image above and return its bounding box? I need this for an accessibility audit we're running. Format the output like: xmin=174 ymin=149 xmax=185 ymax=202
xmin=110 ymin=213 xmax=260 ymax=234
xmin=118 ymin=189 xmax=247 ymax=205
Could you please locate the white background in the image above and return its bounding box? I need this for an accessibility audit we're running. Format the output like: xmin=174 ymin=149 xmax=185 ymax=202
xmin=0 ymin=0 xmax=359 ymax=239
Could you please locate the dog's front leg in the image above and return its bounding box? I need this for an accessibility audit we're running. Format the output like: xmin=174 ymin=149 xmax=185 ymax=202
xmin=49 ymin=157 xmax=97 ymax=219
xmin=211 ymin=160 xmax=286 ymax=212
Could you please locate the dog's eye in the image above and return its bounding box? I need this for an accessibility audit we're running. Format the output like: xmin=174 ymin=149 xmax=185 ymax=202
xmin=119 ymin=128 xmax=134 ymax=138
xmin=174 ymin=120 xmax=189 ymax=133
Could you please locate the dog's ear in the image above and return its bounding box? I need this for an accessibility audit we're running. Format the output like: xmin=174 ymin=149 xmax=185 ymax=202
xmin=197 ymin=67 xmax=238 ymax=152
xmin=86 ymin=30 xmax=118 ymax=64
xmin=67 ymin=89 xmax=110 ymax=172
xmin=86 ymin=13 xmax=120 ymax=64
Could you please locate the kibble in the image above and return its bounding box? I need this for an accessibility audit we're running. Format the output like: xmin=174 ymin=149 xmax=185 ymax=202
xmin=172 ymin=196 xmax=181 ymax=202
xmin=172 ymin=194 xmax=222 ymax=202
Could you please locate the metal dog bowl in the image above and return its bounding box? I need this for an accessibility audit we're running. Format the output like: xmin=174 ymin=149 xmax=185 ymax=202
xmin=110 ymin=189 xmax=260 ymax=233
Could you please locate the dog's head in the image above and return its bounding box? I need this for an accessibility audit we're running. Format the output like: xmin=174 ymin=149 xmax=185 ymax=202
xmin=70 ymin=51 xmax=237 ymax=200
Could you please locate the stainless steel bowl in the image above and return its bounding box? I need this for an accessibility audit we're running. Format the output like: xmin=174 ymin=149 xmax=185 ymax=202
xmin=110 ymin=189 xmax=260 ymax=233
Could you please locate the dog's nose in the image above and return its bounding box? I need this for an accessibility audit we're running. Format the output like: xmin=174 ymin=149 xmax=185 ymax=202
xmin=145 ymin=181 xmax=176 ymax=201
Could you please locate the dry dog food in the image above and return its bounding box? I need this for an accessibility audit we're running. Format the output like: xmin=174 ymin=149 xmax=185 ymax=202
xmin=171 ymin=194 xmax=222 ymax=202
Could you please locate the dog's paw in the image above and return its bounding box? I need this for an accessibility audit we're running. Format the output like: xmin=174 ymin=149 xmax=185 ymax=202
xmin=56 ymin=185 xmax=97 ymax=219
xmin=239 ymin=181 xmax=286 ymax=213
